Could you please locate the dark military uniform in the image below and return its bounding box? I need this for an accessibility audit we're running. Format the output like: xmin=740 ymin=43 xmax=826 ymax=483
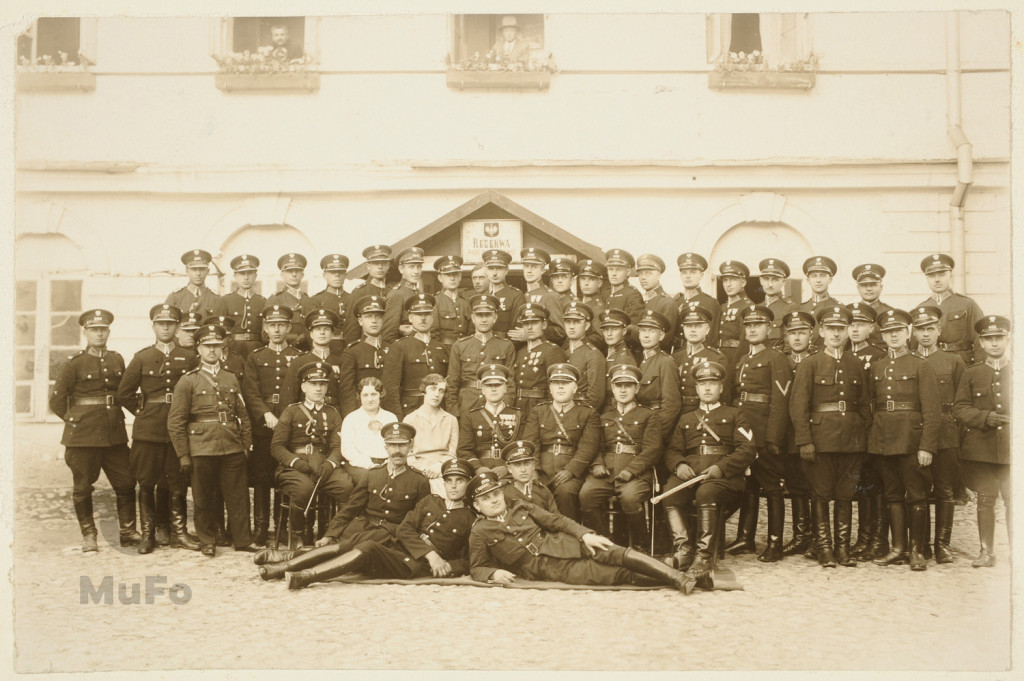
xmin=322 ymin=463 xmax=431 ymax=545
xmin=673 ymin=344 xmax=731 ymax=415
xmin=916 ymin=291 xmax=984 ymax=366
xmin=166 ymin=334 xmax=254 ymax=552
xmin=271 ymin=399 xmax=354 ymax=512
xmin=445 ymin=332 xmax=515 ymax=415
xmin=382 ymin=280 xmax=422 ymax=346
xmin=337 ymin=337 xmax=384 ymax=417
xmin=266 ymin=288 xmax=309 ymax=345
xmin=764 ymin=295 xmax=798 ymax=349
xmin=565 ymin=339 xmax=606 ymax=411
xmin=242 ymin=342 xmax=302 ymax=484
xmin=282 ymin=349 xmax=343 ymax=409
xmin=213 ymin=291 xmax=266 ymax=358
xmin=165 ymin=286 xmax=220 ymax=323
xmin=433 ymin=291 xmax=471 ymax=353
xmin=521 ymin=397 xmax=601 ymax=521
xmin=50 ymin=312 xmax=137 ymax=549
xmin=607 ymin=284 xmax=645 ymax=325
xmin=458 ymin=403 xmax=522 ymax=470
xmin=504 ymin=479 xmax=559 ymax=515
xmin=641 ymin=287 xmax=678 ymax=347
xmin=303 ymin=287 xmax=357 ymax=353
xmin=917 ymin=345 xmax=966 ymax=502
xmin=718 ymin=296 xmax=754 ymax=370
xmin=675 ymin=290 xmax=721 ymax=351
xmin=513 ymin=338 xmax=566 ymax=414
xmin=117 ymin=311 xmax=197 ymax=551
xmin=490 ymin=284 xmax=526 ymax=337
xmin=637 ymin=348 xmax=681 ymax=439
xmin=734 ymin=341 xmax=792 ymax=487
xmin=381 ymin=333 xmax=448 ymax=419
xmin=521 ymin=283 xmax=568 ymax=346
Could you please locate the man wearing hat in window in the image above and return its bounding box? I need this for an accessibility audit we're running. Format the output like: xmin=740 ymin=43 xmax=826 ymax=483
xmin=350 ymin=244 xmax=393 ymax=307
xmin=674 ymin=252 xmax=721 ymax=352
xmin=799 ymin=256 xmax=841 ymax=318
xmin=911 ymin=304 xmax=967 ymax=564
xmin=953 ymin=315 xmax=1012 ymax=568
xmin=662 ymin=360 xmax=757 ymax=588
xmin=212 ymin=254 xmax=266 ymax=359
xmin=717 ymin=260 xmax=754 ymax=370
xmin=242 ymin=304 xmax=303 ymax=546
xmin=490 ymin=15 xmax=532 ymax=64
xmin=512 ymin=302 xmax=567 ymax=415
xmin=917 ymin=253 xmax=985 ymax=366
xmin=579 ymin=363 xmax=662 ymax=550
xmin=117 ymin=304 xmax=200 ymax=553
xmin=265 ymin=253 xmax=310 ymax=347
xmin=263 ymin=458 xmax=476 ymax=589
xmin=338 ymin=295 xmax=387 ymax=418
xmin=271 ymin=361 xmax=356 ymax=548
xmin=481 ymin=249 xmax=525 ymax=338
xmin=281 ymin=308 xmax=344 ymax=410
xmin=50 ymin=309 xmax=139 ymax=552
xmin=432 ymin=255 xmax=472 ymax=355
xmin=852 ymin=263 xmax=893 ymax=348
xmin=510 ymin=247 xmax=567 ymax=347
xmin=728 ymin=304 xmax=793 ymax=562
xmin=673 ymin=301 xmax=731 ymax=417
xmin=779 ymin=310 xmax=817 ymax=558
xmin=302 ymin=254 xmax=357 ymax=353
xmin=445 ymin=294 xmax=515 ymax=416
xmin=604 ymin=248 xmax=645 ymax=326
xmin=501 ymin=440 xmax=558 ymax=513
xmin=521 ymin=362 xmax=601 ymax=521
xmin=167 ymin=324 xmax=258 ymax=557
xmin=758 ymin=258 xmax=798 ymax=350
xmin=789 ymin=306 xmax=872 ymax=568
xmin=457 ymin=364 xmax=523 ymax=471
xmin=381 ymin=293 xmax=448 ymax=419
xmin=562 ymin=300 xmax=606 ymax=410
xmin=382 ymin=247 xmax=426 ymax=345
xmin=165 ymin=249 xmax=221 ymax=322
xmin=635 ymin=309 xmax=682 ymax=441
xmin=467 ymin=469 xmax=696 ymax=592
xmin=866 ymin=309 xmax=941 ymax=571
xmin=635 ymin=254 xmax=678 ymax=349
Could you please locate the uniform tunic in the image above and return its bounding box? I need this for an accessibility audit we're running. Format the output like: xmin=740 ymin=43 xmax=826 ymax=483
xmin=764 ymin=295 xmax=799 ymax=349
xmin=606 ymin=284 xmax=645 ymax=325
xmin=270 ymin=401 xmax=353 ymax=504
xmin=579 ymin=403 xmax=662 ymax=514
xmin=916 ymin=291 xmax=985 ymax=365
xmin=457 ymin=402 xmax=523 ymax=470
xmin=322 ymin=465 xmax=431 ymax=543
xmin=212 ymin=291 xmax=266 ymax=357
xmin=735 ymin=344 xmax=793 ymax=493
xmin=641 ymin=287 xmax=679 ymax=346
xmin=512 ymin=340 xmax=566 ymax=414
xmin=519 ymin=284 xmax=567 ymax=346
xmin=281 ymin=349 xmax=344 ymax=410
xmin=637 ymin=350 xmax=681 ymax=439
xmin=718 ymin=296 xmax=754 ymax=369
xmin=242 ymin=343 xmax=302 ymax=485
xmin=381 ymin=281 xmax=421 ymax=346
xmin=381 ymin=334 xmax=449 ymax=419
xmin=337 ymin=338 xmax=385 ymax=417
xmin=489 ymin=284 xmax=525 ymax=337
xmin=918 ymin=347 xmax=966 ymax=500
xmin=672 ymin=344 xmax=732 ymax=415
xmin=954 ymin=359 xmax=1012 ymax=501
xmin=674 ymin=289 xmax=721 ymax=350
xmin=165 ymin=285 xmax=220 ymax=322
xmin=444 ymin=333 xmax=515 ymax=415
xmin=300 ymin=288 xmax=357 ymax=354
xmin=504 ymin=480 xmax=559 ymax=514
xmin=432 ymin=291 xmax=471 ymax=353
xmin=522 ymin=401 xmax=601 ymax=520
xmin=565 ymin=340 xmax=607 ymax=411
xmin=264 ymin=288 xmax=309 ymax=345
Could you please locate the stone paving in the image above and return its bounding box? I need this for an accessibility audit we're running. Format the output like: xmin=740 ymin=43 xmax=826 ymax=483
xmin=10 ymin=424 xmax=1013 ymax=672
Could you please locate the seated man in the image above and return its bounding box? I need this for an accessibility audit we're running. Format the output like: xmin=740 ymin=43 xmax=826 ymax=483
xmin=661 ymin=360 xmax=757 ymax=590
xmin=260 ymin=459 xmax=477 ymax=589
xmin=270 ymin=361 xmax=356 ymax=547
xmin=501 ymin=440 xmax=559 ymax=514
xmin=467 ymin=470 xmax=695 ymax=593
xmin=457 ymin=364 xmax=523 ymax=472
xmin=253 ymin=421 xmax=430 ymax=566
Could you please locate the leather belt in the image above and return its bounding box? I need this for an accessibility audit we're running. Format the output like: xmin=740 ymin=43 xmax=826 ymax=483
xmin=72 ymin=395 xmax=118 ymax=406
xmin=290 ymin=445 xmax=323 ymax=457
xmin=690 ymin=445 xmax=730 ymax=456
xmin=720 ymin=339 xmax=740 ymax=348
xmin=812 ymin=402 xmax=853 ymax=414
xmin=939 ymin=341 xmax=972 ymax=351
xmin=611 ymin=443 xmax=638 ymax=455
xmin=877 ymin=400 xmax=919 ymax=412
xmin=739 ymin=391 xmax=770 ymax=403
xmin=263 ymin=393 xmax=280 ymax=404
xmin=542 ymin=444 xmax=575 ymax=456
xmin=233 ymin=332 xmax=258 ymax=341
xmin=681 ymin=396 xmax=701 ymax=406
xmin=190 ymin=412 xmax=234 ymax=424
xmin=140 ymin=393 xmax=174 ymax=408
xmin=517 ymin=388 xmax=546 ymax=399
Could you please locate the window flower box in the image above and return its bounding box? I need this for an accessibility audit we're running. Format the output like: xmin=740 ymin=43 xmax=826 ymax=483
xmin=708 ymin=70 xmax=815 ymax=90
xmin=214 ymin=72 xmax=320 ymax=92
xmin=17 ymin=70 xmax=96 ymax=92
xmin=446 ymin=69 xmax=551 ymax=90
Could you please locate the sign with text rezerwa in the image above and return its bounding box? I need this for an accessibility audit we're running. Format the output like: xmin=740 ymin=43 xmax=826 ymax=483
xmin=462 ymin=220 xmax=523 ymax=263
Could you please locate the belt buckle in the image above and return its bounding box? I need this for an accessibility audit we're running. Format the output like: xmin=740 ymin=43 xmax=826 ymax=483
xmin=525 ymin=542 xmax=540 ymax=556
xmin=838 ymin=400 xmax=847 ymax=413
xmin=614 ymin=442 xmax=624 ymax=454
xmin=304 ymin=444 xmax=313 ymax=456
xmin=885 ymin=400 xmax=894 ymax=412
xmin=740 ymin=391 xmax=748 ymax=402
xmin=105 ymin=395 xmax=115 ymax=406
xmin=164 ymin=393 xmax=174 ymax=403
xmin=218 ymin=411 xmax=230 ymax=425
xmin=270 ymin=394 xmax=280 ymax=404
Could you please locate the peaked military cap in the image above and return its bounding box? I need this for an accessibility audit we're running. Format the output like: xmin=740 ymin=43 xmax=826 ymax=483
xmin=404 ymin=293 xmax=436 ymax=313
xmin=549 ymin=257 xmax=577 ymax=276
xmin=817 ymin=306 xmax=852 ymax=327
xmin=548 ymin=362 xmax=581 ymax=382
xmin=520 ymin=248 xmax=550 ymax=265
xmin=381 ymin=422 xmax=416 ymax=443
xmin=975 ymin=315 xmax=1011 ymax=337
xmin=782 ymin=310 xmax=815 ymax=331
xmin=846 ymin=302 xmax=878 ymax=323
xmin=150 ymin=304 xmax=182 ymax=323
xmin=910 ymin=305 xmax=942 ymax=327
xmin=608 ymin=363 xmax=642 ymax=384
xmin=921 ymin=253 xmax=955 ymax=274
xmin=181 ymin=249 xmax=212 ymax=268
xmin=277 ymin=253 xmax=307 ymax=271
xmin=482 ymin=249 xmax=513 ymax=266
xmin=599 ymin=308 xmax=632 ymax=328
xmin=179 ymin=311 xmax=203 ymax=330
xmin=230 ymin=254 xmax=259 ymax=272
xmin=680 ymin=302 xmax=714 ymax=325
xmin=719 ymin=260 xmax=750 ymax=278
xmin=740 ymin=304 xmax=774 ymax=324
xmin=803 ymin=256 xmax=838 ymax=276
xmin=502 ymin=440 xmax=537 ymax=464
xmin=434 ymin=255 xmax=463 ymax=274
xmin=355 ymin=296 xmax=386 ymax=315
xmin=395 ymin=247 xmax=424 ymax=265
xmin=677 ymin=252 xmax=709 ymax=271
xmin=441 ymin=459 xmax=475 ymax=479
xmin=298 ymin=361 xmax=332 ymax=383
xmin=635 ymin=254 xmax=666 ymax=273
xmin=362 ymin=244 xmax=393 ymax=262
xmin=201 ymin=315 xmax=236 ymax=330
xmin=79 ymin=309 xmax=114 ymax=328
xmin=478 ymin=363 xmax=512 ymax=384
xmin=604 ymin=249 xmax=636 ymax=269
xmin=469 ymin=294 xmax=500 ymax=312
xmin=194 ymin=324 xmax=227 ymax=345
xmin=852 ymin=263 xmax=885 ymax=282
xmin=576 ymin=259 xmax=607 ymax=279
xmin=636 ymin=308 xmax=670 ymax=332
xmin=320 ymin=254 xmax=349 ymax=271
xmin=876 ymin=308 xmax=912 ymax=332
xmin=692 ymin=360 xmax=726 ymax=381
xmin=516 ymin=302 xmax=549 ymax=323
xmin=305 ymin=308 xmax=340 ymax=329
xmin=467 ymin=469 xmax=504 ymax=499
xmin=261 ymin=304 xmax=293 ymax=323
xmin=758 ymin=258 xmax=790 ymax=278
xmin=562 ymin=300 xmax=593 ymax=321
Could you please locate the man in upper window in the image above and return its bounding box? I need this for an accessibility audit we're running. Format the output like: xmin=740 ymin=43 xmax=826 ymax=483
xmin=490 ymin=16 xmax=532 ymax=64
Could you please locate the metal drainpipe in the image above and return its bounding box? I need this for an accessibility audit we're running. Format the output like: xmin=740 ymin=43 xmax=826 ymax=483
xmin=946 ymin=11 xmax=972 ymax=293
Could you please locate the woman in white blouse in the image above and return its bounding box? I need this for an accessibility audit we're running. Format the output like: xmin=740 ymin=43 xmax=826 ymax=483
xmin=340 ymin=378 xmax=397 ymax=483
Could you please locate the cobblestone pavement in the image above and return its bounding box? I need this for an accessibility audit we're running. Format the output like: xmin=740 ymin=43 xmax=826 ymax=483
xmin=11 ymin=424 xmax=1013 ymax=672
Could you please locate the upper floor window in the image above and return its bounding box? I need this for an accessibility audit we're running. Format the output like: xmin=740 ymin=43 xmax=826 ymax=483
xmin=707 ymin=13 xmax=815 ymax=71
xmin=212 ymin=17 xmax=321 ymax=91
xmin=449 ymin=14 xmax=552 ymax=71
xmin=17 ymin=18 xmax=96 ymax=70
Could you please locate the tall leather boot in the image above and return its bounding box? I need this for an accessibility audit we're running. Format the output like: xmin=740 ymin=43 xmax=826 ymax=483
xmin=286 ymin=548 xmax=366 ymax=589
xmin=725 ymin=492 xmax=759 ymax=555
xmin=664 ymin=506 xmax=696 ymax=570
xmin=115 ymin=490 xmax=141 ymax=546
xmin=874 ymin=503 xmax=908 ymax=565
xmin=921 ymin=503 xmax=933 ymax=560
xmin=287 ymin=504 xmax=306 ymax=550
xmin=252 ymin=485 xmax=270 ymax=547
xmin=850 ymin=496 xmax=873 ymax=559
xmin=154 ymin=484 xmax=171 ymax=546
xmin=934 ymin=500 xmax=955 ymax=564
xmin=781 ymin=496 xmax=811 ymax=557
xmin=862 ymin=492 xmax=889 ymax=561
xmin=255 ymin=545 xmax=313 ymax=566
xmin=624 ymin=512 xmax=649 ymax=553
xmin=971 ymin=500 xmax=996 ymax=568
xmin=260 ymin=543 xmax=340 ymax=580
xmin=685 ymin=504 xmax=720 ymax=590
xmin=137 ymin=486 xmax=156 ymax=554
xmin=757 ymin=496 xmax=785 ymax=563
xmin=811 ymin=499 xmax=836 ymax=568
xmin=622 ymin=547 xmax=695 ymax=594
xmin=833 ymin=500 xmax=856 ymax=567
xmin=74 ymin=497 xmax=99 ymax=552
xmin=168 ymin=493 xmax=200 ymax=550
xmin=909 ymin=503 xmax=928 ymax=571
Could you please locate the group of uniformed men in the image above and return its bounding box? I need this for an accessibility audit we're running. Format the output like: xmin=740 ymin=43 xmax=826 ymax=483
xmin=51 ymin=243 xmax=1011 ymax=593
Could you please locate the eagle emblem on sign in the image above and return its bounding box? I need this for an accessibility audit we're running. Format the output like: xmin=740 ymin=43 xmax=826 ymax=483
xmin=484 ymin=222 xmax=499 ymax=237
